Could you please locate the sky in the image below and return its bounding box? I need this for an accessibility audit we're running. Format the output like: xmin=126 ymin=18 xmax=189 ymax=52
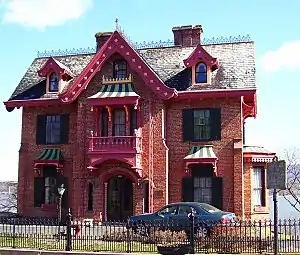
xmin=0 ymin=0 xmax=299 ymax=181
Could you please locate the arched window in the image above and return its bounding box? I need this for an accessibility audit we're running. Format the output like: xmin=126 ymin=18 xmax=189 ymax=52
xmin=49 ymin=72 xmax=59 ymax=92
xmin=113 ymin=60 xmax=127 ymax=79
xmin=87 ymin=182 xmax=93 ymax=211
xmin=195 ymin=62 xmax=207 ymax=83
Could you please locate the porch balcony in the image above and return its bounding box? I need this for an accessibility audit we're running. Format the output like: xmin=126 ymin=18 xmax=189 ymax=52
xmin=88 ymin=133 xmax=142 ymax=154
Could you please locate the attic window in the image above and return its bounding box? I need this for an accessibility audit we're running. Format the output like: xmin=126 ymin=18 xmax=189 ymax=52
xmin=49 ymin=72 xmax=59 ymax=92
xmin=195 ymin=62 xmax=207 ymax=83
xmin=113 ymin=60 xmax=127 ymax=79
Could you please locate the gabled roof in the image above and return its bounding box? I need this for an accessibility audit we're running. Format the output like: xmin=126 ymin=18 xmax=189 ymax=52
xmin=5 ymin=34 xmax=256 ymax=102
xmin=60 ymin=31 xmax=176 ymax=103
xmin=38 ymin=57 xmax=74 ymax=77
xmin=183 ymin=44 xmax=219 ymax=70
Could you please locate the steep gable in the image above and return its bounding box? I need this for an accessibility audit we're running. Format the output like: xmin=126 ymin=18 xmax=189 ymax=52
xmin=60 ymin=31 xmax=177 ymax=103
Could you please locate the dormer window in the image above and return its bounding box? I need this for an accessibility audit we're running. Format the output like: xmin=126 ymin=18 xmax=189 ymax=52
xmin=195 ymin=62 xmax=207 ymax=83
xmin=113 ymin=60 xmax=127 ymax=79
xmin=49 ymin=72 xmax=59 ymax=92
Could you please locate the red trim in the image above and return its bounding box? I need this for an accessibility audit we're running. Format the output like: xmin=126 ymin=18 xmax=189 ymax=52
xmin=38 ymin=57 xmax=74 ymax=77
xmin=90 ymin=156 xmax=134 ymax=167
xmin=101 ymin=168 xmax=138 ymax=183
xmin=60 ymin=31 xmax=177 ymax=103
xmin=183 ymin=44 xmax=219 ymax=70
xmin=88 ymin=96 xmax=140 ymax=107
xmin=4 ymin=99 xmax=61 ymax=108
xmin=33 ymin=160 xmax=64 ymax=168
xmin=176 ymin=88 xmax=256 ymax=100
xmin=242 ymin=96 xmax=256 ymax=119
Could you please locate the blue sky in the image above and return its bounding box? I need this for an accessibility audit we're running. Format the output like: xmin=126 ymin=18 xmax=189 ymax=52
xmin=0 ymin=0 xmax=299 ymax=181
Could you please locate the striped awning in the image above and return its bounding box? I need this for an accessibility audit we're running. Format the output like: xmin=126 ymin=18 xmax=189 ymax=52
xmin=89 ymin=84 xmax=139 ymax=99
xmin=184 ymin=145 xmax=217 ymax=160
xmin=35 ymin=148 xmax=64 ymax=161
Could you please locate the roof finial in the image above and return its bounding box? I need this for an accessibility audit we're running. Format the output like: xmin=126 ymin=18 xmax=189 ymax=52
xmin=115 ymin=17 xmax=119 ymax=31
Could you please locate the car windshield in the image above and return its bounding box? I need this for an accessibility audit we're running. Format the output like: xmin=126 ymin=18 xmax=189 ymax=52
xmin=199 ymin=203 xmax=221 ymax=213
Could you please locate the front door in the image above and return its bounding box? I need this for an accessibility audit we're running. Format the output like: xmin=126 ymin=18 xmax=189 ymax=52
xmin=107 ymin=175 xmax=133 ymax=221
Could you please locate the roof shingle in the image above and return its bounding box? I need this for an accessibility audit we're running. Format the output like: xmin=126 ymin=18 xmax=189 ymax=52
xmin=7 ymin=41 xmax=256 ymax=101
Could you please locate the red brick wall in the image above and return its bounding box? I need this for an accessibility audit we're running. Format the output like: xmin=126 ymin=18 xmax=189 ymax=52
xmin=166 ymin=97 xmax=243 ymax=214
xmin=18 ymin=104 xmax=77 ymax=217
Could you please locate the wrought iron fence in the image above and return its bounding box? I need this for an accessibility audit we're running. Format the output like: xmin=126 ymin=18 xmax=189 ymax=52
xmin=0 ymin=212 xmax=299 ymax=254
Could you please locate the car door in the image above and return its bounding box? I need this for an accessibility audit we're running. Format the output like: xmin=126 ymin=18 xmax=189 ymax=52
xmin=156 ymin=204 xmax=179 ymax=228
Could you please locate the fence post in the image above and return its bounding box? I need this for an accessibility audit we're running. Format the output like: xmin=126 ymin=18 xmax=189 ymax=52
xmin=126 ymin=217 xmax=131 ymax=253
xmin=65 ymin=208 xmax=72 ymax=251
xmin=188 ymin=210 xmax=195 ymax=254
xmin=258 ymin=220 xmax=262 ymax=253
xmin=12 ymin=217 xmax=16 ymax=248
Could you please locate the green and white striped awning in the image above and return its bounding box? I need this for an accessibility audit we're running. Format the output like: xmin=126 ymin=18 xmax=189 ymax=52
xmin=35 ymin=148 xmax=64 ymax=161
xmin=89 ymin=84 xmax=139 ymax=99
xmin=184 ymin=145 xmax=217 ymax=160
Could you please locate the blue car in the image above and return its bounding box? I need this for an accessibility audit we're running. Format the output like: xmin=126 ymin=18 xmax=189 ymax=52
xmin=129 ymin=202 xmax=236 ymax=237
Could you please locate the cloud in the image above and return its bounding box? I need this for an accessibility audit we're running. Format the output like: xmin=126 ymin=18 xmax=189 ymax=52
xmin=261 ymin=40 xmax=300 ymax=73
xmin=1 ymin=0 xmax=93 ymax=30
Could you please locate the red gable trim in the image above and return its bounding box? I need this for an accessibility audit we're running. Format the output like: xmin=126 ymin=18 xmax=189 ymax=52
xmin=183 ymin=44 xmax=219 ymax=70
xmin=4 ymin=99 xmax=61 ymax=108
xmin=38 ymin=57 xmax=74 ymax=77
xmin=176 ymin=88 xmax=256 ymax=100
xmin=60 ymin=31 xmax=177 ymax=103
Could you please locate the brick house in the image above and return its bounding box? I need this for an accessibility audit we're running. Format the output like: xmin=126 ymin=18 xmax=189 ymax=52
xmin=3 ymin=25 xmax=275 ymax=221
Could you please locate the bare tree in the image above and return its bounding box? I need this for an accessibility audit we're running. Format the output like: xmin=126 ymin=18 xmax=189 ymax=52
xmin=0 ymin=182 xmax=17 ymax=213
xmin=280 ymin=148 xmax=300 ymax=212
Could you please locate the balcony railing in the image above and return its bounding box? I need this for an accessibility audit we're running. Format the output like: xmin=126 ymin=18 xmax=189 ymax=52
xmin=89 ymin=135 xmax=142 ymax=153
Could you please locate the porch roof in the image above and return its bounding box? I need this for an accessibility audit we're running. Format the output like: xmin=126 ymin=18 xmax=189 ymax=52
xmin=184 ymin=145 xmax=217 ymax=160
xmin=89 ymin=83 xmax=139 ymax=99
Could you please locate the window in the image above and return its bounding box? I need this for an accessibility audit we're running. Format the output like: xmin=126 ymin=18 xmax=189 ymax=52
xmin=130 ymin=109 xmax=137 ymax=136
xmin=45 ymin=176 xmax=57 ymax=204
xmin=194 ymin=110 xmax=210 ymax=140
xmin=46 ymin=115 xmax=61 ymax=144
xmin=36 ymin=114 xmax=69 ymax=145
xmin=101 ymin=108 xmax=108 ymax=137
xmin=113 ymin=60 xmax=127 ymax=79
xmin=87 ymin=183 xmax=93 ymax=211
xmin=253 ymin=167 xmax=266 ymax=207
xmin=195 ymin=62 xmax=207 ymax=83
xmin=34 ymin=167 xmax=68 ymax=208
xmin=158 ymin=205 xmax=178 ymax=215
xmin=194 ymin=177 xmax=212 ymax=204
xmin=113 ymin=109 xmax=126 ymax=136
xmin=182 ymin=108 xmax=221 ymax=142
xmin=49 ymin=72 xmax=59 ymax=92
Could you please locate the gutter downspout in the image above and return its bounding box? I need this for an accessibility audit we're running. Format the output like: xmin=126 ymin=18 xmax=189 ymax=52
xmin=162 ymin=104 xmax=169 ymax=205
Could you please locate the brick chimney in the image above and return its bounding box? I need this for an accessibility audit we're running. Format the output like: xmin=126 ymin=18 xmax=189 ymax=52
xmin=172 ymin=25 xmax=203 ymax=47
xmin=95 ymin=32 xmax=113 ymax=51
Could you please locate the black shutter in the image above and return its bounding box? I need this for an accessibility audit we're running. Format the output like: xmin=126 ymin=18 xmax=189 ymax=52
xmin=130 ymin=109 xmax=137 ymax=136
xmin=62 ymin=177 xmax=68 ymax=209
xmin=182 ymin=109 xmax=194 ymax=141
xmin=212 ymin=177 xmax=223 ymax=210
xmin=60 ymin=114 xmax=69 ymax=144
xmin=36 ymin=115 xmax=46 ymax=145
xmin=34 ymin=177 xmax=45 ymax=207
xmin=210 ymin=108 xmax=221 ymax=141
xmin=101 ymin=108 xmax=108 ymax=137
xmin=182 ymin=177 xmax=194 ymax=202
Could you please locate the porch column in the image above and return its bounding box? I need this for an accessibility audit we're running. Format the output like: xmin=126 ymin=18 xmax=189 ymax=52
xmin=95 ymin=107 xmax=100 ymax=136
xmin=104 ymin=182 xmax=108 ymax=221
xmin=106 ymin=106 xmax=113 ymax=136
xmin=124 ymin=105 xmax=130 ymax=136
